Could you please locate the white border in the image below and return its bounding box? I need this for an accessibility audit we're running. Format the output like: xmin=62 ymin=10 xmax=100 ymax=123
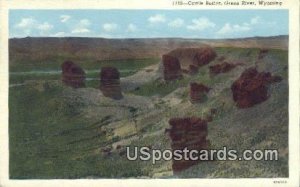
xmin=0 ymin=0 xmax=299 ymax=186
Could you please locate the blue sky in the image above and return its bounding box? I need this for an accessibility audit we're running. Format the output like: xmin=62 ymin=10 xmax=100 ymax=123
xmin=9 ymin=10 xmax=288 ymax=39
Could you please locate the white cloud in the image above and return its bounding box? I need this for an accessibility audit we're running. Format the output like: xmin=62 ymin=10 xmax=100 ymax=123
xmin=15 ymin=17 xmax=37 ymax=29
xmin=51 ymin=32 xmax=66 ymax=37
xmin=15 ymin=18 xmax=53 ymax=35
xmin=187 ymin=17 xmax=216 ymax=31
xmin=71 ymin=28 xmax=90 ymax=34
xmin=37 ymin=22 xmax=53 ymax=31
xmin=60 ymin=15 xmax=71 ymax=23
xmin=126 ymin=24 xmax=137 ymax=32
xmin=103 ymin=23 xmax=118 ymax=32
xmin=71 ymin=19 xmax=91 ymax=34
xmin=216 ymin=23 xmax=251 ymax=35
xmin=148 ymin=14 xmax=166 ymax=24
xmin=168 ymin=18 xmax=184 ymax=28
xmin=216 ymin=16 xmax=263 ymax=36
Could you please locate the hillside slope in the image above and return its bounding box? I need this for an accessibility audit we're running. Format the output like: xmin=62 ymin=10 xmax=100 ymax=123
xmin=9 ymin=44 xmax=288 ymax=178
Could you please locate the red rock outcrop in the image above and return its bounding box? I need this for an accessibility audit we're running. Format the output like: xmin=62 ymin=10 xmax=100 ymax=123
xmin=231 ymin=67 xmax=282 ymax=108
xmin=100 ymin=67 xmax=123 ymax=100
xmin=193 ymin=47 xmax=217 ymax=66
xmin=61 ymin=60 xmax=85 ymax=88
xmin=162 ymin=55 xmax=183 ymax=81
xmin=190 ymin=83 xmax=211 ymax=104
xmin=165 ymin=47 xmax=217 ymax=68
xmin=166 ymin=117 xmax=209 ymax=173
xmin=209 ymin=62 xmax=237 ymax=75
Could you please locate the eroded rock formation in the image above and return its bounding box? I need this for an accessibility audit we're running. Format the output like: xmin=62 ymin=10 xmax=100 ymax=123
xmin=190 ymin=82 xmax=211 ymax=104
xmin=231 ymin=67 xmax=282 ymax=108
xmin=166 ymin=117 xmax=209 ymax=173
xmin=164 ymin=47 xmax=217 ymax=71
xmin=61 ymin=60 xmax=85 ymax=88
xmin=162 ymin=54 xmax=183 ymax=81
xmin=193 ymin=47 xmax=217 ymax=66
xmin=209 ymin=62 xmax=237 ymax=75
xmin=100 ymin=67 xmax=123 ymax=100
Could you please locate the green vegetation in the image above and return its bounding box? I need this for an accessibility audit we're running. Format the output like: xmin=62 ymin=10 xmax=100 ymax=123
xmin=130 ymin=78 xmax=191 ymax=97
xmin=10 ymin=58 xmax=159 ymax=86
xmin=9 ymin=46 xmax=289 ymax=178
xmin=9 ymin=82 xmax=147 ymax=178
xmin=10 ymin=57 xmax=159 ymax=72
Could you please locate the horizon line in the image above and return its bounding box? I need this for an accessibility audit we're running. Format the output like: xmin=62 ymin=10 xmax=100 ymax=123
xmin=9 ymin=34 xmax=288 ymax=40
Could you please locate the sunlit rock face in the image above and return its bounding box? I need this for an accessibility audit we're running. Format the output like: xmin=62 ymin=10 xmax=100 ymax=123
xmin=61 ymin=60 xmax=86 ymax=88
xmin=100 ymin=66 xmax=123 ymax=100
xmin=231 ymin=67 xmax=282 ymax=108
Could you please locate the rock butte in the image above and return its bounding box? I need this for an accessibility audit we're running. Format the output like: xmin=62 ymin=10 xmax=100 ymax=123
xmin=166 ymin=117 xmax=209 ymax=173
xmin=193 ymin=47 xmax=217 ymax=67
xmin=231 ymin=67 xmax=282 ymax=108
xmin=162 ymin=54 xmax=183 ymax=81
xmin=100 ymin=67 xmax=123 ymax=100
xmin=190 ymin=82 xmax=211 ymax=104
xmin=167 ymin=47 xmax=216 ymax=67
xmin=162 ymin=47 xmax=217 ymax=80
xmin=61 ymin=60 xmax=86 ymax=88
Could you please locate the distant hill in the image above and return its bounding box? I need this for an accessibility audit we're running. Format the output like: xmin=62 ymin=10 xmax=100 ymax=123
xmin=9 ymin=35 xmax=288 ymax=64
